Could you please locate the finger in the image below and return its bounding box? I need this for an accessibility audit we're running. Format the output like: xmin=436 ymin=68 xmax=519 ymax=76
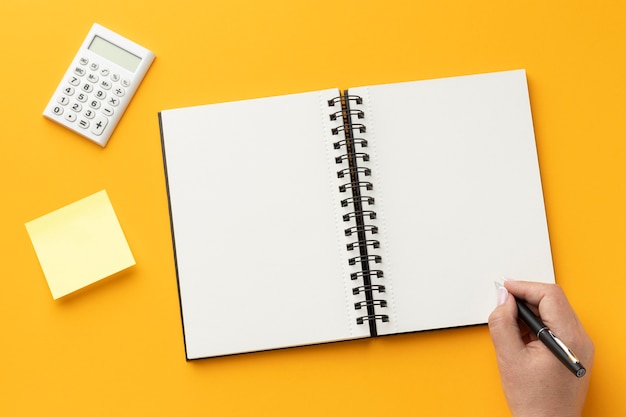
xmin=504 ymin=280 xmax=575 ymax=320
xmin=505 ymin=280 xmax=584 ymax=348
xmin=503 ymin=280 xmax=564 ymax=306
xmin=488 ymin=289 xmax=527 ymax=360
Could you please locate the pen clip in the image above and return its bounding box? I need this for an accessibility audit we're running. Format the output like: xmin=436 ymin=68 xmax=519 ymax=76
xmin=547 ymin=330 xmax=581 ymax=364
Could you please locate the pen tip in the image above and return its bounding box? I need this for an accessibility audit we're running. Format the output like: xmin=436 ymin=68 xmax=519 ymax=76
xmin=494 ymin=281 xmax=504 ymax=290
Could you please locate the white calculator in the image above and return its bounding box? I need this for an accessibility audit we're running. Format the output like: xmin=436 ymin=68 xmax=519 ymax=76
xmin=43 ymin=23 xmax=155 ymax=147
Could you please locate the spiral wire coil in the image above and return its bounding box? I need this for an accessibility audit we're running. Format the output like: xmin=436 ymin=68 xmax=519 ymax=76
xmin=329 ymin=93 xmax=389 ymax=333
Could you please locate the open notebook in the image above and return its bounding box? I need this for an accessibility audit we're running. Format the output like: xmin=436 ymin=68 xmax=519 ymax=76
xmin=159 ymin=69 xmax=555 ymax=360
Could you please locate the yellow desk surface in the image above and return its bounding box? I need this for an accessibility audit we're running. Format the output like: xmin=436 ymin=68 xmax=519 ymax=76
xmin=1 ymin=1 xmax=624 ymax=415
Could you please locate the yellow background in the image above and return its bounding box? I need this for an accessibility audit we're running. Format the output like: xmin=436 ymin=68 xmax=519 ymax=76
xmin=1 ymin=1 xmax=624 ymax=415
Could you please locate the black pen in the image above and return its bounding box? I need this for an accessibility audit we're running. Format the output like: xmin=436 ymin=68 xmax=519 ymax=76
xmin=495 ymin=282 xmax=586 ymax=378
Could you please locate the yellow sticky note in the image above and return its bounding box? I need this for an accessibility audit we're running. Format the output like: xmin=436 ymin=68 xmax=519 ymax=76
xmin=25 ymin=190 xmax=135 ymax=299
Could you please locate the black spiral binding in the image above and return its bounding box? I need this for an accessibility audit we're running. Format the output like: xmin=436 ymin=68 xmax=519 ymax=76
xmin=329 ymin=92 xmax=389 ymax=336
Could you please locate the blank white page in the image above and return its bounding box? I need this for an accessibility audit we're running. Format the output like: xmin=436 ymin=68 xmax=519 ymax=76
xmin=350 ymin=70 xmax=555 ymax=335
xmin=160 ymin=90 xmax=369 ymax=359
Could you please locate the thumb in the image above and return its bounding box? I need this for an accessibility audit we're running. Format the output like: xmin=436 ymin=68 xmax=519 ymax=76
xmin=488 ymin=286 xmax=526 ymax=361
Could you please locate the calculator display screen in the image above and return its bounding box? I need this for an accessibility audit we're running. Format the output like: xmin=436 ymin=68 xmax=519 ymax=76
xmin=88 ymin=36 xmax=142 ymax=72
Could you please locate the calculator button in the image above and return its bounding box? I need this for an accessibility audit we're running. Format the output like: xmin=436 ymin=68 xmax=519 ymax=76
xmin=81 ymin=83 xmax=94 ymax=93
xmin=111 ymin=73 xmax=120 ymax=82
xmin=57 ymin=95 xmax=70 ymax=105
xmin=91 ymin=116 xmax=108 ymax=136
xmin=113 ymin=87 xmax=125 ymax=97
xmin=102 ymin=106 xmax=114 ymax=117
xmin=73 ymin=66 xmax=86 ymax=76
xmin=70 ymin=102 xmax=82 ymax=112
xmin=69 ymin=76 xmax=80 ymax=86
xmin=94 ymin=90 xmax=107 ymax=99
xmin=76 ymin=93 xmax=88 ymax=103
xmin=78 ymin=119 xmax=90 ymax=129
xmin=83 ymin=109 xmax=95 ymax=119
xmin=79 ymin=57 xmax=89 ymax=65
xmin=63 ymin=86 xmax=75 ymax=96
xmin=52 ymin=105 xmax=64 ymax=115
xmin=87 ymin=73 xmax=99 ymax=83
xmin=64 ymin=112 xmax=77 ymax=122
xmin=89 ymin=62 xmax=99 ymax=71
xmin=121 ymin=79 xmax=131 ymax=88
xmin=100 ymin=79 xmax=112 ymax=90
xmin=89 ymin=99 xmax=101 ymax=110
xmin=107 ymin=97 xmax=120 ymax=107
xmin=100 ymin=68 xmax=110 ymax=77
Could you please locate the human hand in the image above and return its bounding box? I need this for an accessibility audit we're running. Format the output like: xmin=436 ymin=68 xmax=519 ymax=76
xmin=488 ymin=280 xmax=594 ymax=417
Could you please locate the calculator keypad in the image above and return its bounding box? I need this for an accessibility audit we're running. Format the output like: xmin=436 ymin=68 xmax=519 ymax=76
xmin=51 ymin=57 xmax=131 ymax=137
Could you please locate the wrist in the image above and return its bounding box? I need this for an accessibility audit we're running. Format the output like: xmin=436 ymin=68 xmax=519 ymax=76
xmin=512 ymin=406 xmax=581 ymax=417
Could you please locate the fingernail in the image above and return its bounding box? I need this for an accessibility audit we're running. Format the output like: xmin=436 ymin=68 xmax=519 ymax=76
xmin=496 ymin=286 xmax=509 ymax=306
